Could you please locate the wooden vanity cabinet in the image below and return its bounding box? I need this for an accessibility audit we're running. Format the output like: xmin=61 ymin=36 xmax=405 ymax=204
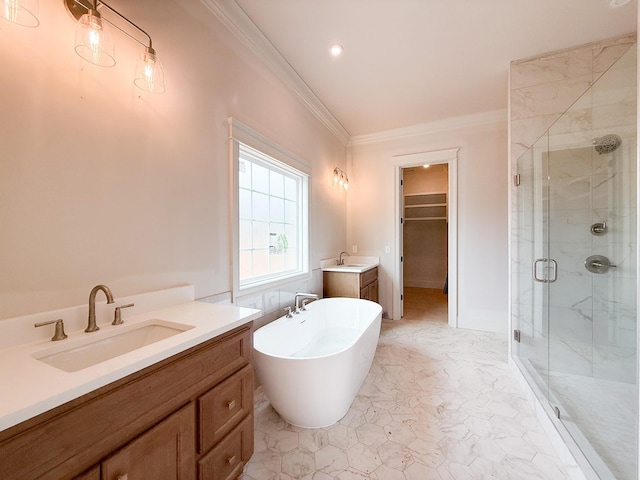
xmin=323 ymin=267 xmax=379 ymax=303
xmin=0 ymin=323 xmax=254 ymax=480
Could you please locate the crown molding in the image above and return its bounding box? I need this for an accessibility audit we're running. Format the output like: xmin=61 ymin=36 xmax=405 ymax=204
xmin=201 ymin=0 xmax=351 ymax=146
xmin=348 ymin=109 xmax=508 ymax=147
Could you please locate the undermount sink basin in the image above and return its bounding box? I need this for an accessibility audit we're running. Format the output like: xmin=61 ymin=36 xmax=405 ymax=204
xmin=32 ymin=319 xmax=194 ymax=372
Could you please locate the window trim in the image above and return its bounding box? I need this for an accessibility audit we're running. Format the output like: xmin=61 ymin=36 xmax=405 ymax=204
xmin=228 ymin=117 xmax=311 ymax=301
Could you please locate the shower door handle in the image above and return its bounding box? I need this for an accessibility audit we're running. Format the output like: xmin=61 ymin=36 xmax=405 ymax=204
xmin=533 ymin=258 xmax=557 ymax=283
xmin=533 ymin=258 xmax=546 ymax=282
xmin=548 ymin=259 xmax=557 ymax=283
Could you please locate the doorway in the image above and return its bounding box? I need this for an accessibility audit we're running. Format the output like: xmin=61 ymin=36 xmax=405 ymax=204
xmin=392 ymin=148 xmax=459 ymax=326
xmin=402 ymin=164 xmax=449 ymax=321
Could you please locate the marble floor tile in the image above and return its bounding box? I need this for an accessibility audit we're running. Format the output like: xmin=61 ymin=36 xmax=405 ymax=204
xmin=240 ymin=288 xmax=570 ymax=479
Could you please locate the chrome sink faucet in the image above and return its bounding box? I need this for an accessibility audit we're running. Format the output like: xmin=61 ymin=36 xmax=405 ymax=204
xmin=86 ymin=284 xmax=115 ymax=332
xmin=294 ymin=292 xmax=318 ymax=313
xmin=338 ymin=250 xmax=350 ymax=265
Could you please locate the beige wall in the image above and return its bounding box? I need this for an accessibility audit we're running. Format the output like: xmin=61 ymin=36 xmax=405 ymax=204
xmin=348 ymin=116 xmax=509 ymax=333
xmin=0 ymin=0 xmax=347 ymax=319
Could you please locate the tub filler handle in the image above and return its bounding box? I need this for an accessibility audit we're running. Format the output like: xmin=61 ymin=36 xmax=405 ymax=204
xmin=283 ymin=306 xmax=293 ymax=318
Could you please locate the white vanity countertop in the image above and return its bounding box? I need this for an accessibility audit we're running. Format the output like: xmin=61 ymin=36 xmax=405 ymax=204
xmin=321 ymin=255 xmax=380 ymax=273
xmin=0 ymin=300 xmax=261 ymax=432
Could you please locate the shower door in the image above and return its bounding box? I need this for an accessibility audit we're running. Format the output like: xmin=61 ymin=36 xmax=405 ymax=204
xmin=546 ymin=44 xmax=637 ymax=480
xmin=513 ymin=44 xmax=637 ymax=480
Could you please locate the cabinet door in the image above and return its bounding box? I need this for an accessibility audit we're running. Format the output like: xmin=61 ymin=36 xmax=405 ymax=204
xmin=359 ymin=285 xmax=369 ymax=299
xmin=368 ymin=279 xmax=379 ymax=303
xmin=102 ymin=404 xmax=195 ymax=480
xmin=74 ymin=466 xmax=100 ymax=480
xmin=323 ymin=271 xmax=359 ymax=298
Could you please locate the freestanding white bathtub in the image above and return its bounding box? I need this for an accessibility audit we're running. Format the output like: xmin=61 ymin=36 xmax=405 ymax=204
xmin=253 ymin=297 xmax=382 ymax=428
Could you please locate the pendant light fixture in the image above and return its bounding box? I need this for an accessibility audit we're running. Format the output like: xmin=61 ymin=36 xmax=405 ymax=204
xmin=0 ymin=0 xmax=39 ymax=27
xmin=64 ymin=0 xmax=165 ymax=93
xmin=74 ymin=5 xmax=115 ymax=67
xmin=134 ymin=44 xmax=165 ymax=94
xmin=333 ymin=167 xmax=349 ymax=191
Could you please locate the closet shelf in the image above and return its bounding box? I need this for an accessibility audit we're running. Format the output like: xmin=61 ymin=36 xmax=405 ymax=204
xmin=404 ymin=203 xmax=447 ymax=209
xmin=404 ymin=192 xmax=447 ymax=221
xmin=405 ymin=217 xmax=447 ymax=222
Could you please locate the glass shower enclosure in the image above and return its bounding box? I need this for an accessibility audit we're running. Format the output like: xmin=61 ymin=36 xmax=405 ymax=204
xmin=511 ymin=45 xmax=637 ymax=479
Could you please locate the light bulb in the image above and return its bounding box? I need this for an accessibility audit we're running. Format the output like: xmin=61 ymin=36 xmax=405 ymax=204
xmin=1 ymin=0 xmax=39 ymax=27
xmin=3 ymin=0 xmax=18 ymax=22
xmin=74 ymin=9 xmax=115 ymax=67
xmin=134 ymin=47 xmax=165 ymax=94
xmin=89 ymin=26 xmax=101 ymax=55
xmin=330 ymin=44 xmax=343 ymax=57
xmin=343 ymin=180 xmax=349 ymax=191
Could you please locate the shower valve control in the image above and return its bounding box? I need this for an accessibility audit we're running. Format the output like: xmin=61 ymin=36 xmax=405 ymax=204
xmin=590 ymin=221 xmax=607 ymax=236
xmin=585 ymin=255 xmax=617 ymax=274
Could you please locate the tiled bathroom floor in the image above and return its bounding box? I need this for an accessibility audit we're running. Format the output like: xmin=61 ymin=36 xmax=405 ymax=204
xmin=240 ymin=288 xmax=570 ymax=479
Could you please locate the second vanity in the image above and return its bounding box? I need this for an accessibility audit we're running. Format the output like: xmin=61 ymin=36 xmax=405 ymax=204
xmin=0 ymin=286 xmax=261 ymax=480
xmin=321 ymin=256 xmax=379 ymax=303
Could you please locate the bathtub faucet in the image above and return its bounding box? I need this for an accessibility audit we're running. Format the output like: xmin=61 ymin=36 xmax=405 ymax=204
xmin=294 ymin=293 xmax=318 ymax=314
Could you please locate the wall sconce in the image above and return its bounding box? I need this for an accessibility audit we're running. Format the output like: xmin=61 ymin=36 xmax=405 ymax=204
xmin=333 ymin=167 xmax=349 ymax=191
xmin=64 ymin=0 xmax=165 ymax=93
xmin=0 ymin=0 xmax=39 ymax=26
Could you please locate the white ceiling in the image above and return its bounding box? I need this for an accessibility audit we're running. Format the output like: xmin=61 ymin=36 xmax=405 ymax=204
xmin=229 ymin=0 xmax=636 ymax=138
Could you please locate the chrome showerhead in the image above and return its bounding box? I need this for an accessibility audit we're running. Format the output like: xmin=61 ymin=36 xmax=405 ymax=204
xmin=593 ymin=134 xmax=622 ymax=155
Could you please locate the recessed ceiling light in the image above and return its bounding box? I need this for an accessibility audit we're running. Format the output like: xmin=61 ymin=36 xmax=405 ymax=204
xmin=329 ymin=44 xmax=344 ymax=57
xmin=423 ymin=164 xmax=430 ymax=169
xmin=609 ymin=0 xmax=630 ymax=7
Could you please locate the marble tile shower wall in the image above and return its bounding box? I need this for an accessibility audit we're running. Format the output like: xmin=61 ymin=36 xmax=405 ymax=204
xmin=510 ymin=36 xmax=637 ymax=385
xmin=510 ymin=33 xmax=635 ymax=163
xmin=545 ymin=143 xmax=637 ymax=383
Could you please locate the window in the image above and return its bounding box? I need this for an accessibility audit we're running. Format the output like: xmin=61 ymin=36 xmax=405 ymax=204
xmin=229 ymin=118 xmax=310 ymax=297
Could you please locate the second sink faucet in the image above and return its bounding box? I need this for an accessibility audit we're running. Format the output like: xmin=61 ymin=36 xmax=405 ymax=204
xmin=86 ymin=284 xmax=115 ymax=332
xmin=338 ymin=250 xmax=350 ymax=265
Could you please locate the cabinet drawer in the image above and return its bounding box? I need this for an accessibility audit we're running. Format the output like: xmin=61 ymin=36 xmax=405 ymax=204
xmin=198 ymin=414 xmax=253 ymax=480
xmin=198 ymin=364 xmax=253 ymax=453
xmin=360 ymin=267 xmax=378 ymax=288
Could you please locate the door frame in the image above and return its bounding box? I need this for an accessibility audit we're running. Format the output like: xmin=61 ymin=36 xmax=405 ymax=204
xmin=392 ymin=148 xmax=459 ymax=327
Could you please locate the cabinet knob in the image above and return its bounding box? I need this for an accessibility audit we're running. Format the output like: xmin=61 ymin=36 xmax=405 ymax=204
xmin=226 ymin=399 xmax=236 ymax=410
xmin=226 ymin=455 xmax=236 ymax=465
